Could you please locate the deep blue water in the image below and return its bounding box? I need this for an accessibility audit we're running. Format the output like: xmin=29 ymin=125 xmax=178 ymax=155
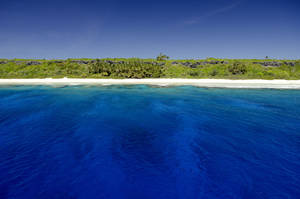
xmin=0 ymin=85 xmax=300 ymax=199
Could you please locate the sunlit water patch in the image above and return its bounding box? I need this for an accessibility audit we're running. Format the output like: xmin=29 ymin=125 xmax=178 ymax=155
xmin=0 ymin=86 xmax=300 ymax=199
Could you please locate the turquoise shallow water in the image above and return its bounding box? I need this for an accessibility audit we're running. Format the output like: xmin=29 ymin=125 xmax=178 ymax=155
xmin=0 ymin=85 xmax=300 ymax=199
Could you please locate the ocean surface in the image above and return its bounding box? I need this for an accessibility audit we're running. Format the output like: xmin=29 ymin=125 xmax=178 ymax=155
xmin=0 ymin=85 xmax=299 ymax=199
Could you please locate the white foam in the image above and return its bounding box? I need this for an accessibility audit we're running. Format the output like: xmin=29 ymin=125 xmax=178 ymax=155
xmin=0 ymin=78 xmax=300 ymax=89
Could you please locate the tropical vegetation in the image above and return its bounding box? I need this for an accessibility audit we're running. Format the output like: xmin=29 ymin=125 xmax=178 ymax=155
xmin=0 ymin=57 xmax=300 ymax=79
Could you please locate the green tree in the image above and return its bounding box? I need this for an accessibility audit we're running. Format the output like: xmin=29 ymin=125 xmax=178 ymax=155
xmin=228 ymin=62 xmax=247 ymax=75
xmin=156 ymin=53 xmax=169 ymax=61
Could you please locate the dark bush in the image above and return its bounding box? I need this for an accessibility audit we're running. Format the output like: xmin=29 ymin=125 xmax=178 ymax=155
xmin=88 ymin=60 xmax=162 ymax=78
xmin=228 ymin=62 xmax=247 ymax=75
xmin=189 ymin=71 xmax=199 ymax=76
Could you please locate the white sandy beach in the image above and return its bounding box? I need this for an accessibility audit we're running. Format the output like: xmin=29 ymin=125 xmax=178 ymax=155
xmin=1 ymin=78 xmax=300 ymax=89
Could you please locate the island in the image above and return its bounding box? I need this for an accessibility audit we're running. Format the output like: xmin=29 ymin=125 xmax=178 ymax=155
xmin=1 ymin=58 xmax=300 ymax=88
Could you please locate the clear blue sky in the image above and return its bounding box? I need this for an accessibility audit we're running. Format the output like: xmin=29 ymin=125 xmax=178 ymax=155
xmin=0 ymin=0 xmax=299 ymax=59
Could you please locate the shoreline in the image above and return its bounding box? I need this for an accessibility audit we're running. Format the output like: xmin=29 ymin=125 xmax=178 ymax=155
xmin=1 ymin=78 xmax=300 ymax=89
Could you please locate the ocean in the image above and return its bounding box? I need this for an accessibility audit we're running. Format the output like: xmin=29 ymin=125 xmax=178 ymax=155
xmin=0 ymin=85 xmax=299 ymax=199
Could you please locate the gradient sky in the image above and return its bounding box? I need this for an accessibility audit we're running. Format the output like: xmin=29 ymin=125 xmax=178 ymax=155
xmin=0 ymin=0 xmax=299 ymax=59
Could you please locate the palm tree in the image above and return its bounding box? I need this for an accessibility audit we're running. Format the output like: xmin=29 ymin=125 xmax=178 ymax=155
xmin=156 ymin=53 xmax=169 ymax=61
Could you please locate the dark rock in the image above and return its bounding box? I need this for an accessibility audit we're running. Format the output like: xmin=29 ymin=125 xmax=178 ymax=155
xmin=209 ymin=61 xmax=219 ymax=64
xmin=12 ymin=61 xmax=24 ymax=65
xmin=284 ymin=62 xmax=295 ymax=66
xmin=220 ymin=61 xmax=229 ymax=64
xmin=104 ymin=60 xmax=114 ymax=64
xmin=70 ymin=60 xmax=89 ymax=64
xmin=26 ymin=61 xmax=42 ymax=65
xmin=190 ymin=64 xmax=198 ymax=68
xmin=253 ymin=61 xmax=283 ymax=67
xmin=252 ymin=61 xmax=297 ymax=67
xmin=182 ymin=62 xmax=192 ymax=67
xmin=158 ymin=62 xmax=166 ymax=66
xmin=271 ymin=62 xmax=282 ymax=67
xmin=197 ymin=62 xmax=205 ymax=65
xmin=51 ymin=61 xmax=64 ymax=64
